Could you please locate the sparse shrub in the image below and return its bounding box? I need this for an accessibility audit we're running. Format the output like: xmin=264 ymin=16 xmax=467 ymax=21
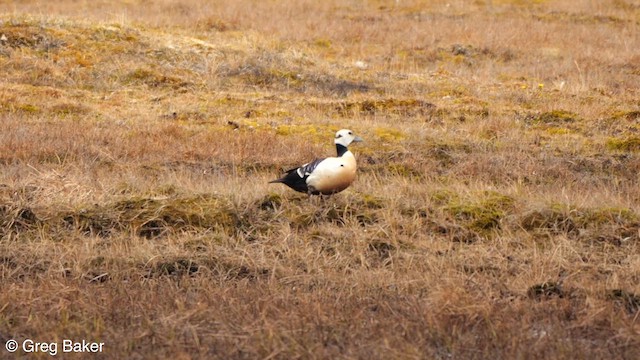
xmin=335 ymin=99 xmax=435 ymax=117
xmin=608 ymin=289 xmax=640 ymax=314
xmin=90 ymin=25 xmax=139 ymax=42
xmin=359 ymin=194 xmax=385 ymax=209
xmin=143 ymin=256 xmax=270 ymax=280
xmin=385 ymin=163 xmax=423 ymax=178
xmin=62 ymin=208 xmax=115 ymax=237
xmin=279 ymin=197 xmax=380 ymax=230
xmin=147 ymin=258 xmax=200 ymax=277
xmin=0 ymin=205 xmax=39 ymax=232
xmin=427 ymin=141 xmax=472 ymax=167
xmin=367 ymin=239 xmax=395 ymax=263
xmin=610 ymin=110 xmax=640 ymax=121
xmin=520 ymin=206 xmax=577 ymax=235
xmin=197 ymin=17 xmax=237 ymax=32
xmin=519 ymin=204 xmax=639 ymax=243
xmin=124 ymin=68 xmax=190 ymax=88
xmin=258 ymin=192 xmax=283 ymax=211
xmin=428 ymin=219 xmax=479 ymax=243
xmin=579 ymin=207 xmax=638 ymax=226
xmin=527 ymin=282 xmax=565 ymax=300
xmin=50 ymin=102 xmax=90 ymax=116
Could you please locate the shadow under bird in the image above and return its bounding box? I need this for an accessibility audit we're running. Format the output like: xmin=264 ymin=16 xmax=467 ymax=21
xmin=269 ymin=129 xmax=363 ymax=195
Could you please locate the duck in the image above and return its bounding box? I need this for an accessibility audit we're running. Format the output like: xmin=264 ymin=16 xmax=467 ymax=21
xmin=269 ymin=129 xmax=363 ymax=195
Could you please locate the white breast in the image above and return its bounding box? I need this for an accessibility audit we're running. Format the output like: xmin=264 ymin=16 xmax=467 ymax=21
xmin=306 ymin=151 xmax=357 ymax=194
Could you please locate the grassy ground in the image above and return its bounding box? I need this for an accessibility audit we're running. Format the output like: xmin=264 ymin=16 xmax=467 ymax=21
xmin=1 ymin=0 xmax=639 ymax=358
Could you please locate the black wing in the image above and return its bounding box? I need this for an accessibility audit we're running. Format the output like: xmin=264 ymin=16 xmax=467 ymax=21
xmin=291 ymin=158 xmax=324 ymax=178
xmin=270 ymin=158 xmax=326 ymax=194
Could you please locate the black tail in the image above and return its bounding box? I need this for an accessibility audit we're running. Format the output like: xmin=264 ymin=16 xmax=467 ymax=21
xmin=268 ymin=171 xmax=308 ymax=193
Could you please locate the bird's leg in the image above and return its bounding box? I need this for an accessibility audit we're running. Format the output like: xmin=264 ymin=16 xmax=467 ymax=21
xmin=318 ymin=194 xmax=334 ymax=214
xmin=307 ymin=187 xmax=319 ymax=206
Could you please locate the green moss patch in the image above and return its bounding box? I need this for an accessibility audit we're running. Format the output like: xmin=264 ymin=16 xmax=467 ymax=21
xmin=123 ymin=68 xmax=191 ymax=88
xmin=443 ymin=191 xmax=516 ymax=233
xmin=531 ymin=110 xmax=579 ymax=125
xmin=277 ymin=195 xmax=383 ymax=230
xmin=335 ymin=98 xmax=435 ymax=117
xmin=520 ymin=204 xmax=639 ymax=244
xmin=610 ymin=110 xmax=640 ymax=121
xmin=374 ymin=127 xmax=405 ymax=142
xmin=606 ymin=137 xmax=640 ymax=152
xmin=63 ymin=194 xmax=238 ymax=238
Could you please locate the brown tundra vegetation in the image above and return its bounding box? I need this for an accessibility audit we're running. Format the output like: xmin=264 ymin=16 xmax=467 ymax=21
xmin=0 ymin=0 xmax=639 ymax=358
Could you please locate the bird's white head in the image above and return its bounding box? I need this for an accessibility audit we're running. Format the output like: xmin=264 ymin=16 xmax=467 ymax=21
xmin=334 ymin=129 xmax=363 ymax=147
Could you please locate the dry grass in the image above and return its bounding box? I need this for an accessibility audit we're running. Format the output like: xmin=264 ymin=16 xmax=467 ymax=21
xmin=1 ymin=0 xmax=639 ymax=358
